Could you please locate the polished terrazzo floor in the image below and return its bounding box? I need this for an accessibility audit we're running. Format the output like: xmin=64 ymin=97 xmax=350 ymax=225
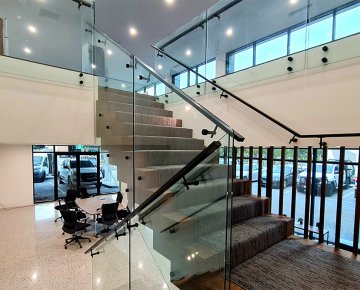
xmin=0 ymin=201 xmax=172 ymax=290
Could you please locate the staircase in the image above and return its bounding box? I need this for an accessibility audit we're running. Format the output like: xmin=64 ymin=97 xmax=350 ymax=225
xmin=96 ymin=87 xmax=294 ymax=288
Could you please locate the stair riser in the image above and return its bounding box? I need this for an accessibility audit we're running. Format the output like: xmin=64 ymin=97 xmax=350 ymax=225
xmin=103 ymin=149 xmax=204 ymax=168
xmin=136 ymin=165 xmax=228 ymax=189
xmin=98 ymin=112 xmax=182 ymax=127
xmin=99 ymin=94 xmax=163 ymax=109
xmin=96 ymin=101 xmax=173 ymax=117
xmin=100 ymin=136 xmax=204 ymax=150
xmin=99 ymin=89 xmax=157 ymax=102
xmin=97 ymin=123 xmax=193 ymax=138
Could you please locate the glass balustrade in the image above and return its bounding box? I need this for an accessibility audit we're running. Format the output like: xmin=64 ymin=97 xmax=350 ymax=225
xmin=155 ymin=0 xmax=360 ymax=95
xmin=0 ymin=0 xmax=94 ymax=75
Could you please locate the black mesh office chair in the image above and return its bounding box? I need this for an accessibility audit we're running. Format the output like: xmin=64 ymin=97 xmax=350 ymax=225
xmin=96 ymin=202 xmax=119 ymax=237
xmin=60 ymin=210 xmax=91 ymax=249
xmin=54 ymin=189 xmax=81 ymax=222
xmin=55 ymin=189 xmax=87 ymax=222
xmin=79 ymin=187 xmax=91 ymax=199
xmin=116 ymin=191 xmax=130 ymax=220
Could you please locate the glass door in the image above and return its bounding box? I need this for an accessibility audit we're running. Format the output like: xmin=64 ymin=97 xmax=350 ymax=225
xmin=78 ymin=153 xmax=101 ymax=195
xmin=32 ymin=146 xmax=55 ymax=203
xmin=56 ymin=154 xmax=77 ymax=199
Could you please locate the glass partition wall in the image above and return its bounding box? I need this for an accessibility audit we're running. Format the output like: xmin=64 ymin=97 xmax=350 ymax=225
xmin=154 ymin=0 xmax=360 ymax=96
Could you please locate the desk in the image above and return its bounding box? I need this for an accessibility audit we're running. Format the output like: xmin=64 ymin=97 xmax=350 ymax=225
xmin=76 ymin=196 xmax=126 ymax=234
xmin=294 ymin=223 xmax=329 ymax=244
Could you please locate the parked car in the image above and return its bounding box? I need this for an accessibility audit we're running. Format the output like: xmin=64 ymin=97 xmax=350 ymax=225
xmin=236 ymin=163 xmax=259 ymax=181
xmin=33 ymin=153 xmax=49 ymax=182
xmin=261 ymin=165 xmax=293 ymax=189
xmin=58 ymin=158 xmax=103 ymax=189
xmin=296 ymin=163 xmax=353 ymax=195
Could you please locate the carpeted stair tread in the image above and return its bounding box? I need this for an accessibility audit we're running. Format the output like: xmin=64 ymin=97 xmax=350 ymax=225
xmin=97 ymin=100 xmax=173 ymax=117
xmin=198 ymin=215 xmax=290 ymax=267
xmin=231 ymin=239 xmax=360 ymax=290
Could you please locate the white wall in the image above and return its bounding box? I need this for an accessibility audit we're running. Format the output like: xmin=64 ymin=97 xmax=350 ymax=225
xmin=0 ymin=145 xmax=33 ymax=208
xmin=0 ymin=56 xmax=98 ymax=208
xmin=0 ymin=56 xmax=97 ymax=145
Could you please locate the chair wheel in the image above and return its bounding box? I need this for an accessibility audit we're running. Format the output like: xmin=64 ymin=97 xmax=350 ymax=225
xmin=88 ymin=239 xmax=91 ymax=242
xmin=62 ymin=232 xmax=65 ymax=235
xmin=65 ymin=246 xmax=67 ymax=249
xmin=95 ymin=235 xmax=98 ymax=238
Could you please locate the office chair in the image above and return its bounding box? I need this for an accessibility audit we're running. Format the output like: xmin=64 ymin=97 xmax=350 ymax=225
xmin=79 ymin=187 xmax=91 ymax=199
xmin=55 ymin=189 xmax=87 ymax=222
xmin=96 ymin=202 xmax=119 ymax=237
xmin=116 ymin=191 xmax=130 ymax=220
xmin=54 ymin=189 xmax=79 ymax=222
xmin=60 ymin=210 xmax=91 ymax=249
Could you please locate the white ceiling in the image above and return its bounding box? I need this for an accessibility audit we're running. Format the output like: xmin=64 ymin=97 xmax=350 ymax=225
xmin=95 ymin=0 xmax=219 ymax=66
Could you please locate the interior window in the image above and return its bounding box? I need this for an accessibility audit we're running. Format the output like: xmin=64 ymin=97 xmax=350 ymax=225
xmin=307 ymin=14 xmax=333 ymax=48
xmin=255 ymin=33 xmax=288 ymax=65
xmin=335 ymin=3 xmax=360 ymax=40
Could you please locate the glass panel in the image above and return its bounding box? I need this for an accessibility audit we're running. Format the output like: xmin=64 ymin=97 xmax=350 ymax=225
xmin=335 ymin=3 xmax=360 ymax=40
xmin=57 ymin=154 xmax=76 ymax=199
xmin=33 ymin=152 xmax=54 ymax=203
xmin=92 ymin=231 xmax=130 ymax=289
xmin=0 ymin=0 xmax=94 ymax=72
xmin=256 ymin=33 xmax=288 ymax=65
xmin=136 ymin=136 xmax=231 ymax=287
xmin=155 ymin=11 xmax=207 ymax=89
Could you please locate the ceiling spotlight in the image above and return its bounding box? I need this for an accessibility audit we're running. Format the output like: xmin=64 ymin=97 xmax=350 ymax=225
xmin=121 ymin=84 xmax=126 ymax=88
xmin=106 ymin=49 xmax=113 ymax=55
xmin=91 ymin=64 xmax=96 ymax=69
xmin=185 ymin=105 xmax=191 ymax=111
xmin=28 ymin=25 xmax=37 ymax=33
xmin=24 ymin=47 xmax=31 ymax=54
xmin=185 ymin=49 xmax=192 ymax=56
xmin=289 ymin=0 xmax=298 ymax=4
xmin=165 ymin=0 xmax=174 ymax=4
xmin=226 ymin=28 xmax=233 ymax=37
xmin=129 ymin=27 xmax=138 ymax=37
xmin=157 ymin=64 xmax=163 ymax=70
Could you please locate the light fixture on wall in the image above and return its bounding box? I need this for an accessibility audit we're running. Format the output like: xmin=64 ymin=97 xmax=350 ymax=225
xmin=91 ymin=64 xmax=96 ymax=69
xmin=157 ymin=64 xmax=163 ymax=70
xmin=106 ymin=49 xmax=113 ymax=55
xmin=185 ymin=49 xmax=192 ymax=56
xmin=289 ymin=0 xmax=298 ymax=4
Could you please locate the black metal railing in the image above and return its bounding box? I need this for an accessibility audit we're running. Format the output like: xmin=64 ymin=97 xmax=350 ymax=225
xmin=227 ymin=145 xmax=360 ymax=254
xmin=152 ymin=46 xmax=360 ymax=145
xmin=85 ymin=141 xmax=222 ymax=254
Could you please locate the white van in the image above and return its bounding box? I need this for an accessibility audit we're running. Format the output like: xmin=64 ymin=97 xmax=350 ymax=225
xmin=33 ymin=153 xmax=50 ymax=182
